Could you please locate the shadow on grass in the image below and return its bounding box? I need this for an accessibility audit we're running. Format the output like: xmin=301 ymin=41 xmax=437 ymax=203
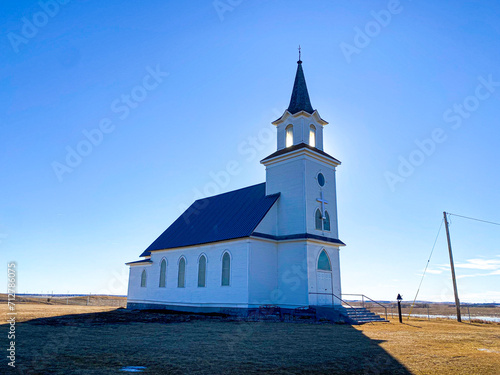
xmin=0 ymin=308 xmax=412 ymax=374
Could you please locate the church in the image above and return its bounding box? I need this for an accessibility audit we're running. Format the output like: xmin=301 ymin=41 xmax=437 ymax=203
xmin=126 ymin=57 xmax=346 ymax=315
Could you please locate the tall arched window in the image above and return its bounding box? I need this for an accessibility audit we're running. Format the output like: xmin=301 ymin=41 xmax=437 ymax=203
xmin=159 ymin=259 xmax=166 ymax=287
xmin=315 ymin=209 xmax=323 ymax=230
xmin=140 ymin=269 xmax=147 ymax=287
xmin=324 ymin=211 xmax=331 ymax=231
xmin=198 ymin=255 xmax=207 ymax=287
xmin=221 ymin=252 xmax=231 ymax=286
xmin=178 ymin=257 xmax=186 ymax=288
xmin=318 ymin=250 xmax=332 ymax=271
xmin=285 ymin=125 xmax=293 ymax=147
xmin=309 ymin=125 xmax=316 ymax=147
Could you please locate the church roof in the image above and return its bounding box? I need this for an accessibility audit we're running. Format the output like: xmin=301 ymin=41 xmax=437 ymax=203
xmin=139 ymin=183 xmax=280 ymax=256
xmin=287 ymin=60 xmax=314 ymax=114
xmin=261 ymin=142 xmax=341 ymax=164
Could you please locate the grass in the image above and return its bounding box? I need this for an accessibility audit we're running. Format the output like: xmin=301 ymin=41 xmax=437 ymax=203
xmin=1 ymin=303 xmax=499 ymax=374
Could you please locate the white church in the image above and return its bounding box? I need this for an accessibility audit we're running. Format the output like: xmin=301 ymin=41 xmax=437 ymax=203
xmin=126 ymin=58 xmax=348 ymax=316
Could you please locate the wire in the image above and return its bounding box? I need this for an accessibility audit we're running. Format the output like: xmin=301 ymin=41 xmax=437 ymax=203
xmin=408 ymin=219 xmax=444 ymax=320
xmin=447 ymin=212 xmax=500 ymax=227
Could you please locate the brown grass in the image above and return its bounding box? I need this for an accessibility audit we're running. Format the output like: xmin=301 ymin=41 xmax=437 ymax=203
xmin=1 ymin=304 xmax=499 ymax=374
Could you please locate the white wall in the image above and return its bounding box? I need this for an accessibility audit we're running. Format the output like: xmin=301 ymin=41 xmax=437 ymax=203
xmin=127 ymin=239 xmax=249 ymax=307
xmin=265 ymin=158 xmax=306 ymax=235
xmin=248 ymin=239 xmax=278 ymax=306
xmin=275 ymin=241 xmax=309 ymax=308
xmin=304 ymin=156 xmax=339 ymax=239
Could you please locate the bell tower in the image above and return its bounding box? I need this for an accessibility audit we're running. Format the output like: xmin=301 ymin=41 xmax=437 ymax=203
xmin=261 ymin=58 xmax=342 ymax=241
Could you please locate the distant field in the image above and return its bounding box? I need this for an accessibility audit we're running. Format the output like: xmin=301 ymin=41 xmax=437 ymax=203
xmin=0 ymin=293 xmax=126 ymax=307
xmin=1 ymin=303 xmax=499 ymax=374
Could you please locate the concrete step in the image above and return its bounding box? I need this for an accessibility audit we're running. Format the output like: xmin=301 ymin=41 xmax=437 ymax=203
xmin=339 ymin=307 xmax=388 ymax=324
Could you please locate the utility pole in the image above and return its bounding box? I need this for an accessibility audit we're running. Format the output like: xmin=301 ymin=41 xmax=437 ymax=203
xmin=443 ymin=211 xmax=461 ymax=322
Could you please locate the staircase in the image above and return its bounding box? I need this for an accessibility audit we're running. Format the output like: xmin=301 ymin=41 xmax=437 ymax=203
xmin=340 ymin=306 xmax=388 ymax=324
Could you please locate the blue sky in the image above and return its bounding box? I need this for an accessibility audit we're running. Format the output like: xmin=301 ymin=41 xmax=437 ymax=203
xmin=1 ymin=0 xmax=499 ymax=302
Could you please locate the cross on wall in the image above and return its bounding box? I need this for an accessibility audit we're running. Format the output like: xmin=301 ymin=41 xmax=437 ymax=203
xmin=316 ymin=191 xmax=328 ymax=219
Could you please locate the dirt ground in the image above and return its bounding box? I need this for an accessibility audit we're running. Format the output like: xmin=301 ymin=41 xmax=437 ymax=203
xmin=1 ymin=304 xmax=499 ymax=374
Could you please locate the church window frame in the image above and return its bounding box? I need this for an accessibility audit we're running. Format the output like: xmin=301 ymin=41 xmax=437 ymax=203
xmin=309 ymin=125 xmax=316 ymax=147
xmin=317 ymin=249 xmax=332 ymax=271
xmin=323 ymin=210 xmax=331 ymax=232
xmin=159 ymin=258 xmax=167 ymax=288
xmin=177 ymin=256 xmax=186 ymax=288
xmin=285 ymin=124 xmax=294 ymax=147
xmin=140 ymin=269 xmax=147 ymax=287
xmin=317 ymin=172 xmax=325 ymax=187
xmin=198 ymin=254 xmax=207 ymax=288
xmin=221 ymin=251 xmax=231 ymax=286
xmin=315 ymin=209 xmax=323 ymax=230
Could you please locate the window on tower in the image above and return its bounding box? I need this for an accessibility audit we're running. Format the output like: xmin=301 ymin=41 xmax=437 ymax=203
xmin=140 ymin=269 xmax=147 ymax=287
xmin=310 ymin=125 xmax=316 ymax=147
xmin=324 ymin=211 xmax=331 ymax=231
xmin=286 ymin=125 xmax=293 ymax=147
xmin=315 ymin=209 xmax=322 ymax=230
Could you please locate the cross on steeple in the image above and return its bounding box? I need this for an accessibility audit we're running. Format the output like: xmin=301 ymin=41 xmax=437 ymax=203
xmin=298 ymin=45 xmax=301 ymax=62
xmin=316 ymin=191 xmax=328 ymax=219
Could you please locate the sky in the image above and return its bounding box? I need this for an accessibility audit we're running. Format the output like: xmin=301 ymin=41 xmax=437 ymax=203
xmin=1 ymin=0 xmax=499 ymax=303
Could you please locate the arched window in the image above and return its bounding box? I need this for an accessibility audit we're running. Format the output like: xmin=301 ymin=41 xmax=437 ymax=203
xmin=198 ymin=255 xmax=207 ymax=287
xmin=285 ymin=125 xmax=293 ymax=147
xmin=178 ymin=257 xmax=186 ymax=288
xmin=140 ymin=269 xmax=147 ymax=287
xmin=309 ymin=125 xmax=316 ymax=147
xmin=221 ymin=252 xmax=231 ymax=286
xmin=318 ymin=250 xmax=332 ymax=271
xmin=315 ymin=209 xmax=323 ymax=230
xmin=324 ymin=211 xmax=331 ymax=231
xmin=159 ymin=259 xmax=166 ymax=287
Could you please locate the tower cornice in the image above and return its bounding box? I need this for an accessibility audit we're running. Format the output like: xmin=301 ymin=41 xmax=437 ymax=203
xmin=272 ymin=109 xmax=328 ymax=126
xmin=261 ymin=142 xmax=341 ymax=167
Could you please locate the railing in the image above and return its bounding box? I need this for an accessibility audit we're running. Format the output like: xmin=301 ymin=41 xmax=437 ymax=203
xmin=342 ymin=294 xmax=388 ymax=320
xmin=308 ymin=292 xmax=360 ymax=322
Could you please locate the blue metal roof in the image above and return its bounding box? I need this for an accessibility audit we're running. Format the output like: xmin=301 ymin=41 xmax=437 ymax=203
xmin=139 ymin=183 xmax=279 ymax=256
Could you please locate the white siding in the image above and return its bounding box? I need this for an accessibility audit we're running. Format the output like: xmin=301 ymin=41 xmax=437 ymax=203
xmin=127 ymin=239 xmax=249 ymax=308
xmin=248 ymin=240 xmax=278 ymax=306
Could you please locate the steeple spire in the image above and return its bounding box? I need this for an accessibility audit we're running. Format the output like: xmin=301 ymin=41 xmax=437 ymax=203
xmin=287 ymin=57 xmax=314 ymax=115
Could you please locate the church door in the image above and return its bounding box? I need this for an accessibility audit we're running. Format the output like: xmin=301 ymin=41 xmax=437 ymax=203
xmin=316 ymin=272 xmax=333 ymax=306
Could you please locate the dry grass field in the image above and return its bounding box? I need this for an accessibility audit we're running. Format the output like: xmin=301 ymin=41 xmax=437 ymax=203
xmin=1 ymin=303 xmax=499 ymax=374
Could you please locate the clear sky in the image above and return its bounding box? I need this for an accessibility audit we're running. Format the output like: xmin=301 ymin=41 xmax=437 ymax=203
xmin=1 ymin=0 xmax=499 ymax=303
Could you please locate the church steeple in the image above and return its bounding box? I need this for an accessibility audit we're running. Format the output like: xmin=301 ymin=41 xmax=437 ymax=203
xmin=287 ymin=60 xmax=314 ymax=114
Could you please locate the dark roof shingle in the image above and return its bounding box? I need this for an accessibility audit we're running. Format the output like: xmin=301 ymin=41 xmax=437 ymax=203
xmin=140 ymin=183 xmax=279 ymax=256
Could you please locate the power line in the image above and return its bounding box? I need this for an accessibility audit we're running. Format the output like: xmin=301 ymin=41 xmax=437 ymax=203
xmin=408 ymin=218 xmax=444 ymax=319
xmin=447 ymin=212 xmax=500 ymax=227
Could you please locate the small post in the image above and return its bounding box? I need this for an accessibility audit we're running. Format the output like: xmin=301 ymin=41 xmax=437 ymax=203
xmin=397 ymin=294 xmax=403 ymax=323
xmin=467 ymin=305 xmax=471 ymax=323
xmin=427 ymin=305 xmax=430 ymax=320
xmin=443 ymin=211 xmax=462 ymax=322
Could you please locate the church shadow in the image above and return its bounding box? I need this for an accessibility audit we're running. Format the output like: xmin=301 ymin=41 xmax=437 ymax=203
xmin=1 ymin=308 xmax=412 ymax=374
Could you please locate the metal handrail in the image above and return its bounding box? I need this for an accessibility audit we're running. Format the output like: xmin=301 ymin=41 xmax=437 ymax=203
xmin=342 ymin=293 xmax=388 ymax=320
xmin=309 ymin=292 xmax=360 ymax=322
